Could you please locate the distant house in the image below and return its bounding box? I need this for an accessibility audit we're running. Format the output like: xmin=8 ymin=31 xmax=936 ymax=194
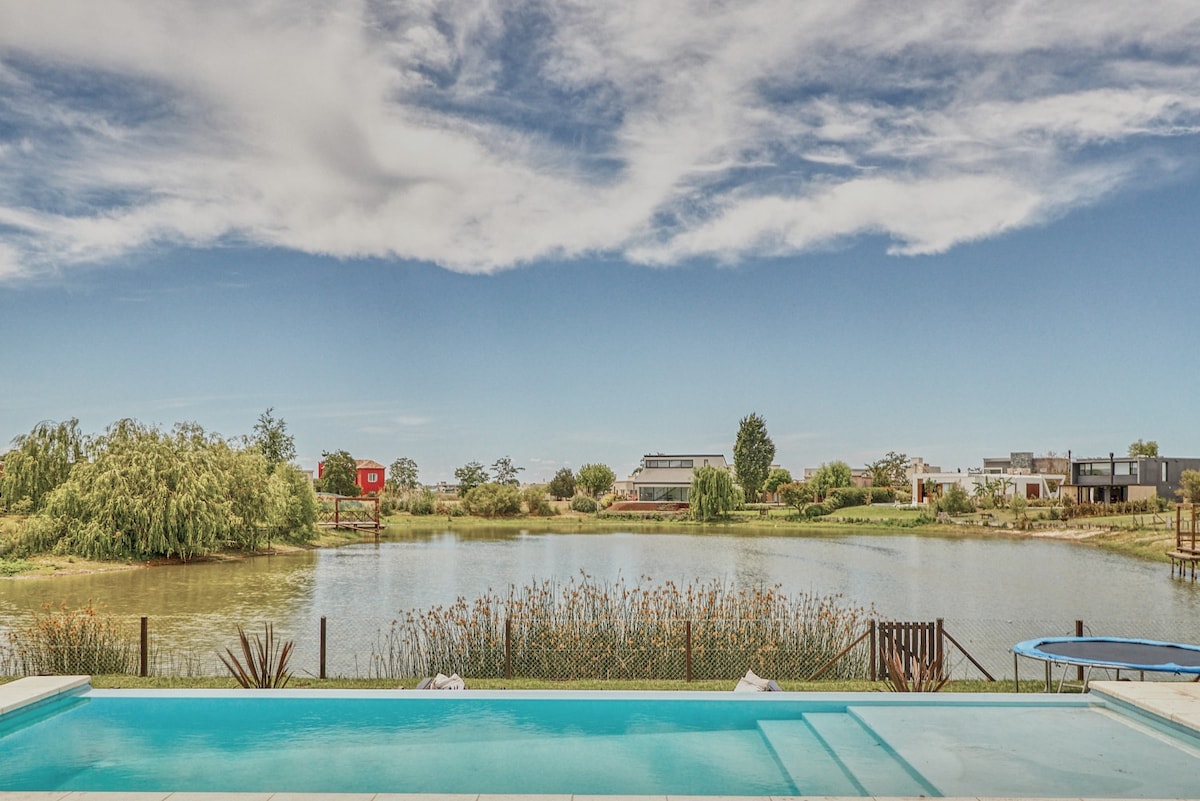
xmin=912 ymin=452 xmax=1066 ymax=504
xmin=630 ymin=454 xmax=728 ymax=503
xmin=1066 ymin=454 xmax=1200 ymax=503
xmin=316 ymin=458 xmax=387 ymax=496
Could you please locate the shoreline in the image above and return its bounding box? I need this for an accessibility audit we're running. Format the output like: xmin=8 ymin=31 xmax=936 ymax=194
xmin=2 ymin=513 xmax=1172 ymax=579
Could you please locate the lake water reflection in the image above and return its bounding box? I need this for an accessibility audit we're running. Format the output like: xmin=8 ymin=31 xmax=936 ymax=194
xmin=2 ymin=528 xmax=1198 ymax=678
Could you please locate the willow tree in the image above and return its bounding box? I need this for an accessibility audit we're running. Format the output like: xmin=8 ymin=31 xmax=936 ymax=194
xmin=690 ymin=465 xmax=736 ymax=522
xmin=19 ymin=419 xmax=272 ymax=560
xmin=265 ymin=464 xmax=318 ymax=548
xmin=1 ymin=418 xmax=88 ymax=512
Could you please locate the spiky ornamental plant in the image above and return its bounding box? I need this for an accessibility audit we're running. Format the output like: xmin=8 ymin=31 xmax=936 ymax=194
xmin=218 ymin=624 xmax=294 ymax=689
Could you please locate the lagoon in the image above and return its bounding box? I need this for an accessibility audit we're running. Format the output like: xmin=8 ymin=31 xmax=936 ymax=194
xmin=2 ymin=529 xmax=1199 ymax=678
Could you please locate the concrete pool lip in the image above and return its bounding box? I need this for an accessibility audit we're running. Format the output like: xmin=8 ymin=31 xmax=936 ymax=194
xmin=0 ymin=675 xmax=88 ymax=716
xmin=3 ymin=678 xmax=1200 ymax=801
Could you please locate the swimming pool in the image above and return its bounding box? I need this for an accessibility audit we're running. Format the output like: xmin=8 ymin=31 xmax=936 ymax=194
xmin=3 ymin=680 xmax=1200 ymax=797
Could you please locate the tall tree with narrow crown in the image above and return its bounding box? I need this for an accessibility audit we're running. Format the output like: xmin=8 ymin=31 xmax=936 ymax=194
xmin=733 ymin=412 xmax=775 ymax=503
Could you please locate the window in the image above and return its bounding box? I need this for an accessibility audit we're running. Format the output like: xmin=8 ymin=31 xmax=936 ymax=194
xmin=1162 ymin=462 xmax=1169 ymax=482
xmin=367 ymin=473 xmax=378 ymax=483
xmin=644 ymin=458 xmax=694 ymax=469
xmin=638 ymin=486 xmax=689 ymax=502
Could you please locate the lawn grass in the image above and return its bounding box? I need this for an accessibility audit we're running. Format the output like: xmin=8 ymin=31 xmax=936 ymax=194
xmin=0 ymin=674 xmax=1040 ymax=693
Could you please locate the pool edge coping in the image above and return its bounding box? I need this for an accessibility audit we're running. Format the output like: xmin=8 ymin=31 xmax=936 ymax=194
xmin=0 ymin=675 xmax=89 ymax=717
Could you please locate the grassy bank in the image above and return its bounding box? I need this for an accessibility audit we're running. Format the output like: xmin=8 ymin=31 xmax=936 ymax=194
xmin=1 ymin=502 xmax=1182 ymax=578
xmin=0 ymin=674 xmax=1038 ymax=692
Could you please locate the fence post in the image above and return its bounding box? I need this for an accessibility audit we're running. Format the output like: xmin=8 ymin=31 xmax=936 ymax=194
xmin=319 ymin=617 xmax=327 ymax=680
xmin=139 ymin=617 xmax=148 ymax=677
xmin=935 ymin=618 xmax=945 ymax=679
xmin=1075 ymin=619 xmax=1083 ymax=683
xmin=685 ymin=620 xmax=693 ymax=683
xmin=868 ymin=619 xmax=876 ymax=681
xmin=504 ymin=617 xmax=512 ymax=679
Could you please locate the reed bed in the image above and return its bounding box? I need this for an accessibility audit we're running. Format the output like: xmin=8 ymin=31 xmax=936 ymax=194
xmin=4 ymin=602 xmax=137 ymax=675
xmin=371 ymin=572 xmax=874 ymax=681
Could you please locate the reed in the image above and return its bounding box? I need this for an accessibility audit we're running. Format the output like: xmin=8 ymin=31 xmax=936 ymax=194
xmin=5 ymin=602 xmax=136 ymax=675
xmin=371 ymin=572 xmax=873 ymax=681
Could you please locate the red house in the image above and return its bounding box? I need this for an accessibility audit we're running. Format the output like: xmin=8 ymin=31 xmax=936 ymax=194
xmin=317 ymin=458 xmax=387 ymax=496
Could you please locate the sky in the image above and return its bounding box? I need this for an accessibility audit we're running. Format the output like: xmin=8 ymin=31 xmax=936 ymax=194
xmin=2 ymin=0 xmax=1199 ymax=484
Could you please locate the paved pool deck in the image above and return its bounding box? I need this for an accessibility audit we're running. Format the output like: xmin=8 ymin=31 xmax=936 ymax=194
xmin=1 ymin=676 xmax=1199 ymax=801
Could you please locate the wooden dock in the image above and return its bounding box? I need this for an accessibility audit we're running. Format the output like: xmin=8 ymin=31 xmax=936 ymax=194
xmin=1170 ymin=504 xmax=1199 ymax=580
xmin=316 ymin=494 xmax=384 ymax=532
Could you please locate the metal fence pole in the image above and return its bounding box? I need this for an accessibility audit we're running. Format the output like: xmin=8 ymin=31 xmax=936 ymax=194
xmin=1075 ymin=619 xmax=1083 ymax=684
xmin=504 ymin=617 xmax=512 ymax=679
xmin=139 ymin=617 xmax=148 ymax=677
xmin=319 ymin=617 xmax=327 ymax=680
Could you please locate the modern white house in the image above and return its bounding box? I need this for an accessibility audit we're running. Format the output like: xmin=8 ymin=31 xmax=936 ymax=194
xmin=911 ymin=470 xmax=1065 ymax=504
xmin=629 ymin=454 xmax=728 ymax=502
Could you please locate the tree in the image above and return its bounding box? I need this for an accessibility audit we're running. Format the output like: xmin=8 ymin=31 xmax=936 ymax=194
xmin=763 ymin=468 xmax=793 ymax=496
xmin=548 ymin=467 xmax=576 ymax=500
xmin=386 ymin=457 xmax=420 ymax=495
xmin=317 ymin=450 xmax=360 ymax=497
xmin=1129 ymin=439 xmax=1159 ymax=457
xmin=1 ymin=418 xmax=88 ymax=512
xmin=778 ymin=481 xmax=815 ymax=515
xmin=733 ymin=412 xmax=775 ymax=503
xmin=463 ymin=482 xmax=522 ymax=517
xmin=865 ymin=451 xmax=909 ymax=488
xmin=690 ymin=465 xmax=735 ymax=521
xmin=576 ymin=463 xmax=616 ymax=497
xmin=250 ymin=407 xmax=295 ymax=474
xmin=454 ymin=461 xmax=489 ymax=497
xmin=810 ymin=460 xmax=852 ymax=500
xmin=490 ymin=456 xmax=524 ymax=485
xmin=521 ymin=484 xmax=552 ymax=516
xmin=17 ymin=419 xmax=280 ymax=560
xmin=1177 ymin=470 xmax=1200 ymax=504
xmin=265 ymin=464 xmax=318 ymax=547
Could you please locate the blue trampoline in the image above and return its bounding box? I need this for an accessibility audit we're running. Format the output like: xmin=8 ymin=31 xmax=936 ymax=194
xmin=1013 ymin=636 xmax=1200 ymax=692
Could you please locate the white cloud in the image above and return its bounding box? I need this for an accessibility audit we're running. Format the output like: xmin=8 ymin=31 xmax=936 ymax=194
xmin=0 ymin=0 xmax=1198 ymax=280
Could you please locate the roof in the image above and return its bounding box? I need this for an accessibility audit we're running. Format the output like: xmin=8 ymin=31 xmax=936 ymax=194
xmin=355 ymin=459 xmax=385 ymax=470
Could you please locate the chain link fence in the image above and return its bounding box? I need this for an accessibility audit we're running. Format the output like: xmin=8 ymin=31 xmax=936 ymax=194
xmin=5 ymin=612 xmax=1194 ymax=683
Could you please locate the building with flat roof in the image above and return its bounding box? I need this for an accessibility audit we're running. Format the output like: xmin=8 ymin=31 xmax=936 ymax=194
xmin=631 ymin=454 xmax=728 ymax=503
xmin=1067 ymin=454 xmax=1200 ymax=503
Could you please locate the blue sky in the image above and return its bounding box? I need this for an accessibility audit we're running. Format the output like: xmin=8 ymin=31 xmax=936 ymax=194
xmin=2 ymin=1 xmax=1200 ymax=483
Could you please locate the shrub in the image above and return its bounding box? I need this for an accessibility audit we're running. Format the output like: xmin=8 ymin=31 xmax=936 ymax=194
xmin=570 ymin=495 xmax=599 ymax=514
xmin=938 ymin=484 xmax=975 ymax=515
xmin=408 ymin=488 xmax=436 ymax=516
xmin=464 ymin=483 xmax=522 ymax=517
xmin=600 ymin=493 xmax=618 ymax=509
xmin=868 ymin=487 xmax=895 ymax=504
xmin=803 ymin=502 xmax=832 ymax=519
xmin=828 ymin=486 xmax=869 ymax=509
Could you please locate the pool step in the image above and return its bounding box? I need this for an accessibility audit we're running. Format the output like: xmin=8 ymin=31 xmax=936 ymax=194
xmin=805 ymin=712 xmax=936 ymax=797
xmin=755 ymin=719 xmax=861 ymax=796
xmin=757 ymin=715 xmax=934 ymax=798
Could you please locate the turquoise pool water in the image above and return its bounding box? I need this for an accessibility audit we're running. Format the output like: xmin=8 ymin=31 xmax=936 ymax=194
xmin=2 ymin=689 xmax=1200 ymax=797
